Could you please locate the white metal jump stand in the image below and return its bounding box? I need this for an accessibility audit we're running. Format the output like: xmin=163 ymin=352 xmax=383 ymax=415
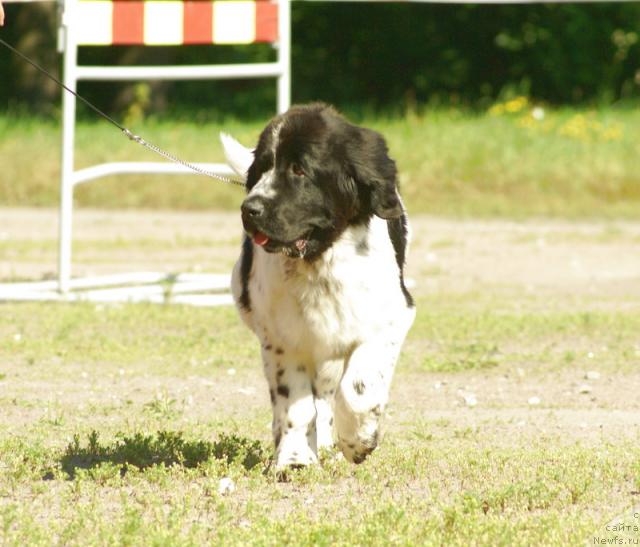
xmin=2 ymin=0 xmax=290 ymax=306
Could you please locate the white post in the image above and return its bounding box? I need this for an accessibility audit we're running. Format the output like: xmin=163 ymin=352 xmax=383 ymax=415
xmin=58 ymin=0 xmax=76 ymax=293
xmin=277 ymin=0 xmax=291 ymax=114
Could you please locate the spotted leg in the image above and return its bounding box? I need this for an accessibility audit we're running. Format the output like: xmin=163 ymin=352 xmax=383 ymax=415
xmin=263 ymin=348 xmax=317 ymax=470
xmin=334 ymin=341 xmax=402 ymax=464
xmin=311 ymin=359 xmax=343 ymax=454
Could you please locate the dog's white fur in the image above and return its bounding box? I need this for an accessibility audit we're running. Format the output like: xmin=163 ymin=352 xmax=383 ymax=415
xmin=222 ymin=134 xmax=415 ymax=469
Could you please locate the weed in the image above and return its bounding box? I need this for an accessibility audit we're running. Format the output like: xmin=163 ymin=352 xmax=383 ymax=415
xmin=60 ymin=430 xmax=269 ymax=479
xmin=143 ymin=391 xmax=180 ymax=419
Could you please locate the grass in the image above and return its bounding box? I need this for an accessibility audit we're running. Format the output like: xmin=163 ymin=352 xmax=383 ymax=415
xmin=61 ymin=430 xmax=267 ymax=478
xmin=4 ymin=298 xmax=639 ymax=378
xmin=409 ymin=302 xmax=640 ymax=374
xmin=1 ymin=102 xmax=640 ymax=218
xmin=1 ymin=298 xmax=639 ymax=545
xmin=2 ymin=104 xmax=639 ymax=543
xmin=2 ymin=303 xmax=254 ymax=375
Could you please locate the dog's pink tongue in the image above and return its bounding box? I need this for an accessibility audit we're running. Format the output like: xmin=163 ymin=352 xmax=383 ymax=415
xmin=253 ymin=231 xmax=270 ymax=246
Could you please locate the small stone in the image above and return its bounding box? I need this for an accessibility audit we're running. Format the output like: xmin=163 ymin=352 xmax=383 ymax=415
xmin=578 ymin=384 xmax=592 ymax=394
xmin=585 ymin=371 xmax=601 ymax=381
xmin=425 ymin=252 xmax=438 ymax=263
xmin=528 ymin=396 xmax=541 ymax=406
xmin=227 ymin=368 xmax=236 ymax=376
xmin=218 ymin=477 xmax=235 ymax=495
xmin=463 ymin=394 xmax=478 ymax=407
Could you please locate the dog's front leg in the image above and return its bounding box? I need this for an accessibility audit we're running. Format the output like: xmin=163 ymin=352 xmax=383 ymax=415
xmin=263 ymin=350 xmax=318 ymax=470
xmin=334 ymin=340 xmax=402 ymax=464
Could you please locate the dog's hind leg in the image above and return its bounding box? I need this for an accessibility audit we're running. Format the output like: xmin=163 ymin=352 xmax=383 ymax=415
xmin=311 ymin=359 xmax=343 ymax=454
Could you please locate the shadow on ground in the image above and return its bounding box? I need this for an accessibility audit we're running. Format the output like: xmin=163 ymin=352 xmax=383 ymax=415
xmin=55 ymin=430 xmax=268 ymax=479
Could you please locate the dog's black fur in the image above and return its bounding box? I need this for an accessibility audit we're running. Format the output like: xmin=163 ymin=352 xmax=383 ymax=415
xmin=239 ymin=103 xmax=412 ymax=308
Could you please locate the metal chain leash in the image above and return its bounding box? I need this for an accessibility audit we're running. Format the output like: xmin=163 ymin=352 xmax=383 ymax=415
xmin=0 ymin=37 xmax=245 ymax=188
xmin=122 ymin=129 xmax=245 ymax=187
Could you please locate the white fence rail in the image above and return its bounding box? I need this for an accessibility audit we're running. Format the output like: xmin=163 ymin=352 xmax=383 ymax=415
xmin=1 ymin=0 xmax=290 ymax=306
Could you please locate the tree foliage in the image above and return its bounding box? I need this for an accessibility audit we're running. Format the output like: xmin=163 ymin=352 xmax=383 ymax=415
xmin=1 ymin=2 xmax=639 ymax=118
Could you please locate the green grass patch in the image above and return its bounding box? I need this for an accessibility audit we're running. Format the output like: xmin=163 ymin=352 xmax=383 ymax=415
xmin=61 ymin=430 xmax=268 ymax=479
xmin=2 ymin=105 xmax=640 ymax=217
xmin=1 ymin=425 xmax=637 ymax=545
xmin=2 ymin=299 xmax=639 ymax=379
xmin=0 ymin=302 xmax=257 ymax=377
xmin=1 ymin=297 xmax=639 ymax=544
xmin=406 ymin=300 xmax=640 ymax=373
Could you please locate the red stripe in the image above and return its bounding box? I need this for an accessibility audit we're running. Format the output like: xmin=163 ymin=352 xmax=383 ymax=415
xmin=184 ymin=1 xmax=213 ymax=44
xmin=112 ymin=1 xmax=145 ymax=45
xmin=255 ymin=2 xmax=278 ymax=43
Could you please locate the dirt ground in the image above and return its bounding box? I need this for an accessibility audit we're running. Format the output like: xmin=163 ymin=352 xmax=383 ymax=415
xmin=3 ymin=207 xmax=640 ymax=298
xmin=2 ymin=207 xmax=640 ymax=444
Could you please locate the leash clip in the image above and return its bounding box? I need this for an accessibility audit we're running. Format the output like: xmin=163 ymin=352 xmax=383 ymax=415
xmin=122 ymin=128 xmax=142 ymax=144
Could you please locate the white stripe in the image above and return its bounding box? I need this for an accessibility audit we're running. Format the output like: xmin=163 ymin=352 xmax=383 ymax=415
xmin=144 ymin=1 xmax=184 ymax=45
xmin=213 ymin=2 xmax=256 ymax=44
xmin=75 ymin=1 xmax=112 ymax=45
xmin=249 ymin=168 xmax=277 ymax=200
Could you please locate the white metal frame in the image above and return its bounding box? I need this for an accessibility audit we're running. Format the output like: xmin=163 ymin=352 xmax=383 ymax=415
xmin=0 ymin=272 xmax=234 ymax=306
xmin=0 ymin=0 xmax=290 ymax=305
xmin=53 ymin=0 xmax=290 ymax=300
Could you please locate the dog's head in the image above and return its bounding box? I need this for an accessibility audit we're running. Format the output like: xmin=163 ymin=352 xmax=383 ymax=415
xmin=222 ymin=103 xmax=403 ymax=260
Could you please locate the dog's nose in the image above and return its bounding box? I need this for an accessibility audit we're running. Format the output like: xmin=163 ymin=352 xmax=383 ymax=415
xmin=241 ymin=196 xmax=265 ymax=219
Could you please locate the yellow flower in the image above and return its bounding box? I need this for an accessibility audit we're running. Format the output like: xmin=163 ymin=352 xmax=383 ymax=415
xmin=600 ymin=125 xmax=623 ymax=142
xmin=504 ymin=96 xmax=529 ymax=113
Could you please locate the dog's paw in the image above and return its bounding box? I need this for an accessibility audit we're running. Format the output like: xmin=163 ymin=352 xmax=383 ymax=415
xmin=275 ymin=435 xmax=318 ymax=471
xmin=337 ymin=428 xmax=381 ymax=464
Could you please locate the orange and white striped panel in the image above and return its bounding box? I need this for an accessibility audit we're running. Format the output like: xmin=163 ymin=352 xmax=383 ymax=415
xmin=74 ymin=1 xmax=278 ymax=46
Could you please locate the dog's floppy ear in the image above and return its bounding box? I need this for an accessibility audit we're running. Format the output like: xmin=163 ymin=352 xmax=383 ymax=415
xmin=346 ymin=127 xmax=403 ymax=219
xmin=220 ymin=133 xmax=254 ymax=181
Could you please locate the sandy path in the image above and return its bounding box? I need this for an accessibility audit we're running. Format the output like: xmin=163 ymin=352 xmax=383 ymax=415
xmin=2 ymin=207 xmax=639 ymax=443
xmin=2 ymin=208 xmax=640 ymax=299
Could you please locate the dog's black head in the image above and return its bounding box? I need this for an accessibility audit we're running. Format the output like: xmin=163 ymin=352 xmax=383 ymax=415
xmin=240 ymin=103 xmax=403 ymax=260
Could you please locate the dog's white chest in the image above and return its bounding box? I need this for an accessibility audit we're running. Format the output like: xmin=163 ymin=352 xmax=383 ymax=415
xmin=233 ymin=218 xmax=411 ymax=364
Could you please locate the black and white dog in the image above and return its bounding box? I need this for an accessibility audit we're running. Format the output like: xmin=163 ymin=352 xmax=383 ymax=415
xmin=221 ymin=103 xmax=415 ymax=471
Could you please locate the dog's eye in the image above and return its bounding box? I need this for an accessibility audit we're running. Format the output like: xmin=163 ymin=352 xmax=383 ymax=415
xmin=291 ymin=163 xmax=305 ymax=177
